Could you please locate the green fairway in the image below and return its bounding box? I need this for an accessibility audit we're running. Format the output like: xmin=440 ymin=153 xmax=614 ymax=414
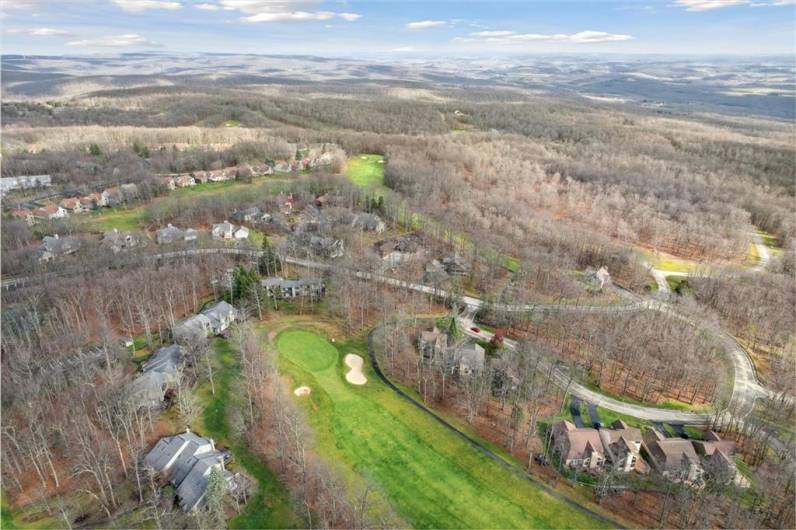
xmin=344 ymin=154 xmax=385 ymax=189
xmin=276 ymin=329 xmax=611 ymax=529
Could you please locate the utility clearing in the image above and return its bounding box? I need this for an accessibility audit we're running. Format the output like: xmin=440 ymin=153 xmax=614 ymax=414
xmin=276 ymin=328 xmax=609 ymax=529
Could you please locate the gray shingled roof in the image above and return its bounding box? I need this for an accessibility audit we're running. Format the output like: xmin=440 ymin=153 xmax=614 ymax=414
xmin=143 ymin=344 xmax=184 ymax=374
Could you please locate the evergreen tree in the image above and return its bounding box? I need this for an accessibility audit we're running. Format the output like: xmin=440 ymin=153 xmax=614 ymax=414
xmin=258 ymin=236 xmax=282 ymax=277
xmin=204 ymin=466 xmax=226 ymax=526
xmin=232 ymin=265 xmax=259 ymax=302
xmin=88 ymin=143 xmax=101 ymax=156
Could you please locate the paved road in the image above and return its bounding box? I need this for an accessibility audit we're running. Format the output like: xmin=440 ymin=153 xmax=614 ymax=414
xmin=3 ymin=246 xmax=780 ymax=425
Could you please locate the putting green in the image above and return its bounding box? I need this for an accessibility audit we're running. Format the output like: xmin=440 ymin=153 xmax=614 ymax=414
xmin=278 ymin=330 xmax=337 ymax=372
xmin=276 ymin=329 xmax=611 ymax=529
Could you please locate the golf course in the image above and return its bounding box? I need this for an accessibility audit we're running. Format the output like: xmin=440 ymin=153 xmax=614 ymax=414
xmin=276 ymin=328 xmax=612 ymax=529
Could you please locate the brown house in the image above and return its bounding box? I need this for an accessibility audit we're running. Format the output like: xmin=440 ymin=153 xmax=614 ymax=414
xmin=552 ymin=420 xmax=606 ymax=472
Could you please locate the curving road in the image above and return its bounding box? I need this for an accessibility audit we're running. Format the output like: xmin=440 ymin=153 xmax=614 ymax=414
xmin=2 ymin=246 xmax=777 ymax=425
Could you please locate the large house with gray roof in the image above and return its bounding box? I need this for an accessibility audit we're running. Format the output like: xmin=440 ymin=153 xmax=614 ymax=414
xmin=172 ymin=301 xmax=237 ymax=342
xmin=144 ymin=429 xmax=238 ymax=512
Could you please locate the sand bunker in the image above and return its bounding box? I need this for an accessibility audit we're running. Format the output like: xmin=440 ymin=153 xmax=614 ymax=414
xmin=294 ymin=385 xmax=312 ymax=397
xmin=344 ymin=354 xmax=367 ymax=385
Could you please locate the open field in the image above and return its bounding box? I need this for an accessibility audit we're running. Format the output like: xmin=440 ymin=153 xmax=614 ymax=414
xmin=276 ymin=327 xmax=611 ymax=529
xmin=344 ymin=154 xmax=385 ymax=190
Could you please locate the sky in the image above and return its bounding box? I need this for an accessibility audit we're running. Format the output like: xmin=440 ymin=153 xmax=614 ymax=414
xmin=1 ymin=0 xmax=794 ymax=57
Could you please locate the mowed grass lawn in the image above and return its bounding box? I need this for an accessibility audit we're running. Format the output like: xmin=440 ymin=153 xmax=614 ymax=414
xmin=344 ymin=154 xmax=385 ymax=189
xmin=276 ymin=329 xmax=610 ymax=529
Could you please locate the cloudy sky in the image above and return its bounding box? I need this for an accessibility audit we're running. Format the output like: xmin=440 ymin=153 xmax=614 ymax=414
xmin=2 ymin=0 xmax=794 ymax=56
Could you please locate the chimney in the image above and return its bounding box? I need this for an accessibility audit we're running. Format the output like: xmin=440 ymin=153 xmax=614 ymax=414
xmin=209 ymin=438 xmax=215 ymax=451
xmin=185 ymin=427 xmax=191 ymax=434
xmin=54 ymin=234 xmax=59 ymax=239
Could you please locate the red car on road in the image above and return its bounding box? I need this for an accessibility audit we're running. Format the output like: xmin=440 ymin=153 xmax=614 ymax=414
xmin=470 ymin=326 xmax=481 ymax=333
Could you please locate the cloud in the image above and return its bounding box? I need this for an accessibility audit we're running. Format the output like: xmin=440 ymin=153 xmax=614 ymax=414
xmin=456 ymin=30 xmax=632 ymax=45
xmin=112 ymin=0 xmax=182 ymax=12
xmin=7 ymin=27 xmax=74 ymax=37
xmin=194 ymin=2 xmax=219 ymax=9
xmin=67 ymin=33 xmax=161 ymax=47
xmin=391 ymin=46 xmax=416 ymax=52
xmin=242 ymin=10 xmax=335 ymax=21
xmin=1 ymin=0 xmax=48 ymax=9
xmin=218 ymin=0 xmax=359 ymax=22
xmin=406 ymin=20 xmax=446 ymax=30
xmin=673 ymin=0 xmax=748 ymax=10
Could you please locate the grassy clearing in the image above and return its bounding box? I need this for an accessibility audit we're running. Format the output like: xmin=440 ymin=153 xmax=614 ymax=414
xmin=196 ymin=339 xmax=301 ymax=529
xmin=80 ymin=206 xmax=146 ymax=232
xmin=593 ymin=407 xmax=650 ymax=430
xmin=344 ymin=154 xmax=385 ymax=189
xmin=747 ymin=243 xmax=761 ymax=265
xmin=644 ymin=251 xmax=700 ymax=273
xmin=276 ymin=328 xmax=610 ymax=529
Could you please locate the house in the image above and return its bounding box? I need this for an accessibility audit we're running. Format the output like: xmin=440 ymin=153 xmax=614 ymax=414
xmin=126 ymin=344 xmax=184 ymax=409
xmin=236 ymin=165 xmax=253 ymax=180
xmin=314 ymin=192 xmax=332 ymax=208
xmin=418 ymin=327 xmax=448 ymax=360
xmin=350 ymin=213 xmax=386 ymax=233
xmin=456 ymin=342 xmax=485 ymax=376
xmin=192 ymin=170 xmax=209 ymax=184
xmin=584 ymin=266 xmax=612 ymax=292
xmin=32 ymin=205 xmax=68 ymax=220
xmin=273 ymin=162 xmax=292 ymax=173
xmin=142 ymin=344 xmax=185 ymax=374
xmin=9 ymin=208 xmax=35 ymax=225
xmin=232 ymin=207 xmax=264 ymax=223
xmin=208 ymin=169 xmax=229 ymax=182
xmin=423 ymin=259 xmax=449 ymax=285
xmin=376 ymin=234 xmax=425 ymax=270
xmin=175 ymin=174 xmax=196 ymax=187
xmin=252 ymin=164 xmax=273 ymax=176
xmin=642 ymin=429 xmax=703 ymax=484
xmin=143 ymin=430 xmax=238 ymax=512
xmin=211 ymin=221 xmax=247 ymax=240
xmin=308 ymin=235 xmax=344 ymax=259
xmin=598 ymin=420 xmax=648 ymax=473
xmin=275 ymin=192 xmax=294 ymax=215
xmin=121 ymin=183 xmax=139 ymax=201
xmin=161 ymin=176 xmax=177 ymax=190
xmin=126 ymin=370 xmax=176 ymax=409
xmin=552 ymin=421 xmax=606 ymax=471
xmin=172 ymin=314 xmax=213 ymax=343
xmin=102 ymin=187 xmax=124 ymax=207
xmin=83 ymin=192 xmax=107 ymax=208
xmin=692 ymin=431 xmax=737 ymax=479
xmin=261 ymin=277 xmax=325 ymax=299
xmin=234 ymin=226 xmax=249 ymax=239
xmin=102 ymin=229 xmax=139 ymax=253
xmin=442 ymin=252 xmax=469 ymax=275
xmin=0 ymin=174 xmax=52 ymax=196
xmin=211 ymin=221 xmax=236 ymax=240
xmin=59 ymin=197 xmax=84 ymax=213
xmin=79 ymin=196 xmax=98 ymax=210
xmin=200 ymin=301 xmax=237 ymax=334
xmin=156 ymin=224 xmax=185 ymax=244
xmin=37 ymin=234 xmax=81 ymax=262
xmin=185 ymin=228 xmax=199 ymax=242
